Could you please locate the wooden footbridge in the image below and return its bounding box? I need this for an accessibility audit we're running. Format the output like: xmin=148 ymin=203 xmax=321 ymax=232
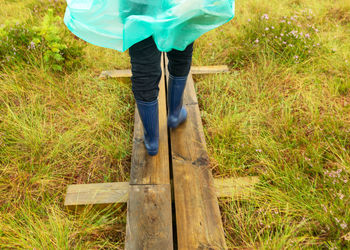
xmin=64 ymin=54 xmax=258 ymax=249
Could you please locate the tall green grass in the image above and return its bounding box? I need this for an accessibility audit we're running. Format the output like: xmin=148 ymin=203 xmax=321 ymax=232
xmin=1 ymin=0 xmax=349 ymax=248
xmin=194 ymin=0 xmax=350 ymax=248
xmin=1 ymin=1 xmax=132 ymax=248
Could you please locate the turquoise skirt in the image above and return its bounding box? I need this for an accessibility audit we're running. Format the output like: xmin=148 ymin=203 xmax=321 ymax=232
xmin=64 ymin=0 xmax=235 ymax=52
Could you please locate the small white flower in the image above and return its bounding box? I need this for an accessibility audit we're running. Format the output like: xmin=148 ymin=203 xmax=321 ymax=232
xmin=340 ymin=222 xmax=348 ymax=229
xmin=261 ymin=14 xmax=269 ymax=20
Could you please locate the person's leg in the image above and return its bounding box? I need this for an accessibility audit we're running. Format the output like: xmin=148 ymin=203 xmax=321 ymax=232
xmin=166 ymin=42 xmax=194 ymax=128
xmin=129 ymin=36 xmax=162 ymax=102
xmin=129 ymin=36 xmax=161 ymax=155
xmin=167 ymin=42 xmax=194 ymax=77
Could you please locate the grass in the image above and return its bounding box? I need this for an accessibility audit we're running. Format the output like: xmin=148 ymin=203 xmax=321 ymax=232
xmin=1 ymin=0 xmax=349 ymax=249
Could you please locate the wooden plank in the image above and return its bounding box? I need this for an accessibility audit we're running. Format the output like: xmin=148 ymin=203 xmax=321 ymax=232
xmin=214 ymin=176 xmax=259 ymax=198
xmin=129 ymin=55 xmax=170 ymax=185
xmin=63 ymin=177 xmax=259 ymax=206
xmin=172 ymin=160 xmax=226 ymax=249
xmin=191 ymin=65 xmax=229 ymax=75
xmin=168 ymin=73 xmax=227 ymax=249
xmin=99 ymin=69 xmax=131 ymax=79
xmin=64 ymin=182 xmax=129 ymax=206
xmin=99 ymin=65 xmax=229 ymax=79
xmin=125 ymin=53 xmax=173 ymax=249
xmin=125 ymin=184 xmax=173 ymax=250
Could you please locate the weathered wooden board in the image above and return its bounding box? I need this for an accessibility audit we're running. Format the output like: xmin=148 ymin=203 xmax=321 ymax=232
xmin=125 ymin=54 xmax=173 ymax=249
xmin=191 ymin=65 xmax=229 ymax=75
xmin=64 ymin=182 xmax=129 ymax=206
xmin=129 ymin=57 xmax=170 ymax=185
xmin=99 ymin=65 xmax=229 ymax=79
xmin=99 ymin=69 xmax=131 ymax=79
xmin=64 ymin=177 xmax=259 ymax=206
xmin=172 ymin=160 xmax=226 ymax=249
xmin=125 ymin=184 xmax=173 ymax=250
xmin=214 ymin=176 xmax=259 ymax=198
xmin=168 ymin=73 xmax=227 ymax=249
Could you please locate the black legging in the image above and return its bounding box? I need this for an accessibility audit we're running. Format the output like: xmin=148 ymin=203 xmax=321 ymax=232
xmin=129 ymin=36 xmax=194 ymax=102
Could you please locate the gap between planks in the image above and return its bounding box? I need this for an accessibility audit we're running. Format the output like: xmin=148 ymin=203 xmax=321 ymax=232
xmin=64 ymin=177 xmax=259 ymax=206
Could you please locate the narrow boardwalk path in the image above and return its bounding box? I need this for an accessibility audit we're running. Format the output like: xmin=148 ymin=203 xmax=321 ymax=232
xmin=64 ymin=58 xmax=259 ymax=249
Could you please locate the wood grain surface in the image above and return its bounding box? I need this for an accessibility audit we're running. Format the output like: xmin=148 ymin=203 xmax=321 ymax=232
xmin=125 ymin=54 xmax=173 ymax=249
xmin=168 ymin=72 xmax=227 ymax=249
xmin=125 ymin=184 xmax=173 ymax=250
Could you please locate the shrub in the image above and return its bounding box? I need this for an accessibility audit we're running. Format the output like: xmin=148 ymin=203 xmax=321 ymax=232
xmin=0 ymin=9 xmax=85 ymax=72
xmin=0 ymin=22 xmax=37 ymax=68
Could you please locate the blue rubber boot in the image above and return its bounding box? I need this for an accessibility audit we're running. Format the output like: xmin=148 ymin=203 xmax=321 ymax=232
xmin=167 ymin=74 xmax=188 ymax=128
xmin=135 ymin=99 xmax=159 ymax=156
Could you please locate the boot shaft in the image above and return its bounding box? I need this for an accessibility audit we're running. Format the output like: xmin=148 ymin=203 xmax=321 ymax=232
xmin=135 ymin=99 xmax=159 ymax=156
xmin=167 ymin=74 xmax=188 ymax=128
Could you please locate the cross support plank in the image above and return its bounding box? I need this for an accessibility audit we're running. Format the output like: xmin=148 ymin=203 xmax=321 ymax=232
xmin=64 ymin=177 xmax=259 ymax=206
xmin=99 ymin=65 xmax=229 ymax=79
xmin=191 ymin=65 xmax=229 ymax=75
xmin=64 ymin=182 xmax=129 ymax=206
xmin=214 ymin=176 xmax=259 ymax=199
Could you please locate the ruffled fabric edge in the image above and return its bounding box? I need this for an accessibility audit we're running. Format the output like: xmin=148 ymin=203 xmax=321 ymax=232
xmin=64 ymin=3 xmax=235 ymax=52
